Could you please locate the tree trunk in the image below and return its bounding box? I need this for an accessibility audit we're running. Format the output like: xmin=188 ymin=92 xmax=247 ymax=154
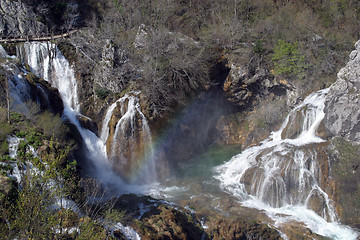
xmin=6 ymin=78 xmax=10 ymax=124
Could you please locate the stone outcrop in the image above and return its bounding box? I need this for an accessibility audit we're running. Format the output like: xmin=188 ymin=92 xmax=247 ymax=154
xmin=324 ymin=40 xmax=360 ymax=143
xmin=222 ymin=57 xmax=289 ymax=108
xmin=324 ymin=40 xmax=360 ymax=228
xmin=93 ymin=39 xmax=133 ymax=94
xmin=25 ymin=73 xmax=64 ymax=115
xmin=0 ymin=0 xmax=47 ymax=37
xmin=134 ymin=24 xmax=148 ymax=49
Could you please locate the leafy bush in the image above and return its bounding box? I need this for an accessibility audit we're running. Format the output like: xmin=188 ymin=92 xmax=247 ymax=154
xmin=272 ymin=40 xmax=306 ymax=79
xmin=253 ymin=39 xmax=265 ymax=55
xmin=0 ymin=123 xmax=12 ymax=142
xmin=0 ymin=141 xmax=9 ymax=155
xmin=35 ymin=111 xmax=69 ymax=140
xmin=95 ymin=87 xmax=110 ymax=100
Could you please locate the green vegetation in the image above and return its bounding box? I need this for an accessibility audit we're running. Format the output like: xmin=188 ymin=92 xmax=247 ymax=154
xmin=73 ymin=0 xmax=360 ymax=117
xmin=0 ymin=150 xmax=117 ymax=239
xmin=95 ymin=86 xmax=111 ymax=100
xmin=272 ymin=40 xmax=306 ymax=79
xmin=0 ymin=111 xmax=124 ymax=239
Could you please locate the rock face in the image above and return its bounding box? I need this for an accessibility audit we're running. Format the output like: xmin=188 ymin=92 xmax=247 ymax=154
xmin=134 ymin=24 xmax=148 ymax=49
xmin=94 ymin=39 xmax=129 ymax=93
xmin=25 ymin=73 xmax=64 ymax=115
xmin=222 ymin=58 xmax=288 ymax=108
xmin=324 ymin=40 xmax=360 ymax=143
xmin=0 ymin=0 xmax=47 ymax=37
xmin=324 ymin=40 xmax=360 ymax=228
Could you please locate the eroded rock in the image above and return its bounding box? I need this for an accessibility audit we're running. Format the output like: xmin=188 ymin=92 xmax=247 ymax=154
xmin=324 ymin=40 xmax=360 ymax=143
xmin=0 ymin=0 xmax=47 ymax=37
xmin=222 ymin=58 xmax=289 ymax=108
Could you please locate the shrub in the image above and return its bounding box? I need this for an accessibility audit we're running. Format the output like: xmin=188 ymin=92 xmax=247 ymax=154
xmin=0 ymin=123 xmax=12 ymax=141
xmin=272 ymin=40 xmax=306 ymax=79
xmin=0 ymin=141 xmax=9 ymax=155
xmin=253 ymin=39 xmax=265 ymax=55
xmin=35 ymin=111 xmax=68 ymax=140
xmin=95 ymin=87 xmax=110 ymax=100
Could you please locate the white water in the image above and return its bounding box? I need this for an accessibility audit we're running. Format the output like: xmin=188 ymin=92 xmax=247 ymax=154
xmin=100 ymin=98 xmax=124 ymax=143
xmin=18 ymin=42 xmax=80 ymax=111
xmin=17 ymin=42 xmax=115 ymax=183
xmin=112 ymin=222 xmax=141 ymax=240
xmin=108 ymin=94 xmax=157 ymax=184
xmin=216 ymin=89 xmax=359 ymax=239
xmin=7 ymin=71 xmax=31 ymax=115
xmin=18 ymin=42 xmax=158 ymax=189
xmin=0 ymin=50 xmax=30 ymax=115
xmin=7 ymin=136 xmax=22 ymax=183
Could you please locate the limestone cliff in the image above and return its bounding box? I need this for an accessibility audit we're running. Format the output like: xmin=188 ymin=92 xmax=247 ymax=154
xmin=325 ymin=40 xmax=360 ymax=143
xmin=0 ymin=0 xmax=47 ymax=37
xmin=324 ymin=40 xmax=360 ymax=228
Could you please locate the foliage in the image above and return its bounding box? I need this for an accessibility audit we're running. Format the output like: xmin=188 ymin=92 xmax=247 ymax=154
xmin=0 ymin=135 xmax=120 ymax=239
xmin=35 ymin=111 xmax=69 ymax=139
xmin=253 ymin=39 xmax=265 ymax=55
xmin=95 ymin=87 xmax=111 ymax=100
xmin=0 ymin=141 xmax=9 ymax=156
xmin=140 ymin=28 xmax=211 ymax=117
xmin=272 ymin=40 xmax=306 ymax=79
xmin=9 ymin=174 xmax=58 ymax=239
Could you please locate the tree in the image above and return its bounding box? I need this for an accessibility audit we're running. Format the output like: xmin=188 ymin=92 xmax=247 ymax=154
xmin=272 ymin=40 xmax=306 ymax=79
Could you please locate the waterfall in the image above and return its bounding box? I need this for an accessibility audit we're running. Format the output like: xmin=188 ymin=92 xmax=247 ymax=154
xmin=18 ymin=42 xmax=80 ymax=111
xmin=7 ymin=136 xmax=22 ymax=183
xmin=17 ymin=42 xmax=157 ymax=187
xmin=100 ymin=99 xmax=123 ymax=143
xmin=17 ymin=42 xmax=115 ymax=184
xmin=8 ymin=73 xmax=31 ymax=115
xmin=216 ymin=89 xmax=359 ymax=239
xmin=101 ymin=93 xmax=157 ymax=184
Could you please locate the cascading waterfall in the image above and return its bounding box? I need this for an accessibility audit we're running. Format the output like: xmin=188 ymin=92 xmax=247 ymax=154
xmin=101 ymin=93 xmax=157 ymax=184
xmin=0 ymin=42 xmax=142 ymax=238
xmin=1 ymin=57 xmax=32 ymax=115
xmin=216 ymin=89 xmax=359 ymax=239
xmin=17 ymin=42 xmax=115 ymax=183
xmin=100 ymin=98 xmax=123 ymax=143
xmin=18 ymin=42 xmax=80 ymax=111
xmin=17 ymin=42 xmax=157 ymax=187
xmin=7 ymin=136 xmax=23 ymax=183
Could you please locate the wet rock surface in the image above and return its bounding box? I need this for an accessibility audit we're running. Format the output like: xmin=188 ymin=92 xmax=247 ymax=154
xmin=114 ymin=194 xmax=285 ymax=240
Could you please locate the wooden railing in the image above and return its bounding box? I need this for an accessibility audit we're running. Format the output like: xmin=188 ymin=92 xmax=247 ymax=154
xmin=0 ymin=29 xmax=78 ymax=43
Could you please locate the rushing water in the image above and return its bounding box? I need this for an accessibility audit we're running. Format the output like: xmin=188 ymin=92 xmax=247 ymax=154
xmin=12 ymin=42 xmax=143 ymax=238
xmin=17 ymin=42 xmax=117 ymax=184
xmin=215 ymin=89 xmax=359 ymax=239
xmin=6 ymin=42 xmax=359 ymax=239
xmin=18 ymin=42 xmax=79 ymax=111
xmin=110 ymin=94 xmax=156 ymax=184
